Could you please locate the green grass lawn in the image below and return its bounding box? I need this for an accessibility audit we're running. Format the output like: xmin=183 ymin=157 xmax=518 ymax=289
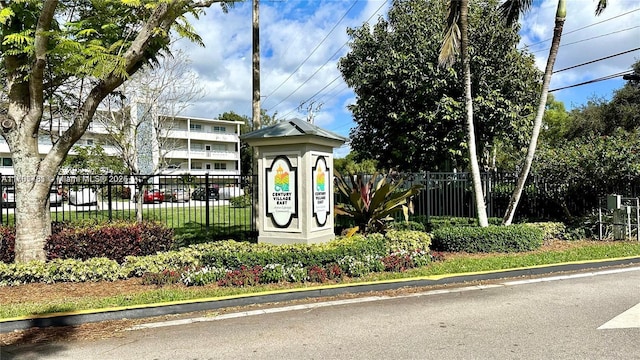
xmin=1 ymin=203 xmax=253 ymax=233
xmin=1 ymin=240 xmax=639 ymax=320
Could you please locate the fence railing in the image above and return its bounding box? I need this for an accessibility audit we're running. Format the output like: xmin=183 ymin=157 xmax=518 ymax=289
xmin=3 ymin=170 xmax=638 ymax=237
xmin=334 ymin=171 xmax=640 ymax=226
xmin=0 ymin=173 xmax=258 ymax=240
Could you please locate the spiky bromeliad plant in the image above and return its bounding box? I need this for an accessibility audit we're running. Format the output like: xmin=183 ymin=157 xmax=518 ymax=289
xmin=334 ymin=172 xmax=423 ymax=234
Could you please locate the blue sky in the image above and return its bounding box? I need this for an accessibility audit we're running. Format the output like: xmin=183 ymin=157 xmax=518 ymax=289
xmin=177 ymin=0 xmax=640 ymax=157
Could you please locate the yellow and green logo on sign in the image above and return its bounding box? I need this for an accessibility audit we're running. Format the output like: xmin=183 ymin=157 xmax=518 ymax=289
xmin=274 ymin=165 xmax=290 ymax=192
xmin=315 ymin=167 xmax=325 ymax=192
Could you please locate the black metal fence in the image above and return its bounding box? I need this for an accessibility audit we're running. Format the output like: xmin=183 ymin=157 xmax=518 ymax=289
xmin=3 ymin=170 xmax=639 ymax=237
xmin=334 ymin=171 xmax=640 ymax=226
xmin=0 ymin=173 xmax=258 ymax=240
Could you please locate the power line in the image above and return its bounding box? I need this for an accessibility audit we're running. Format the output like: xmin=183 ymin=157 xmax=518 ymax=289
xmin=279 ymin=81 xmax=349 ymax=120
xmin=532 ymin=25 xmax=640 ymax=54
xmin=521 ymin=7 xmax=640 ymax=50
xmin=262 ymin=0 xmax=359 ymax=102
xmin=266 ymin=0 xmax=388 ymax=113
xmin=553 ymin=47 xmax=640 ymax=73
xmin=550 ymin=70 xmax=633 ymax=92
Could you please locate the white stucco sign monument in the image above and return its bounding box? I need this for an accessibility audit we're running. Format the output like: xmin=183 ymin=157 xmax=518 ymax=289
xmin=241 ymin=118 xmax=346 ymax=245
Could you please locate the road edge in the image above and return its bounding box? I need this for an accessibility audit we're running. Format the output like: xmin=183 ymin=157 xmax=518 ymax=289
xmin=2 ymin=256 xmax=640 ymax=333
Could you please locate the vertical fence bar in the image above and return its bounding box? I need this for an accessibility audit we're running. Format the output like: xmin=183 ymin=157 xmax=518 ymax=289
xmin=107 ymin=173 xmax=113 ymax=222
xmin=205 ymin=172 xmax=210 ymax=230
xmin=636 ymin=198 xmax=639 ymax=242
xmin=425 ymin=171 xmax=431 ymax=225
xmin=0 ymin=173 xmax=3 ymax=226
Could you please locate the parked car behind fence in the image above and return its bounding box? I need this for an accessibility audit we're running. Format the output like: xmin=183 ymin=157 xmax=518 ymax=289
xmin=191 ymin=186 xmax=219 ymax=201
xmin=170 ymin=189 xmax=190 ymax=202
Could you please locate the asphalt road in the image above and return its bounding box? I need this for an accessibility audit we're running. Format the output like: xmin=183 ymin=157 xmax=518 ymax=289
xmin=2 ymin=267 xmax=640 ymax=360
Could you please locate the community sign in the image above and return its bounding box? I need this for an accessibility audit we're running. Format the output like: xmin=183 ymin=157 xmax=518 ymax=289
xmin=266 ymin=156 xmax=298 ymax=228
xmin=312 ymin=156 xmax=330 ymax=226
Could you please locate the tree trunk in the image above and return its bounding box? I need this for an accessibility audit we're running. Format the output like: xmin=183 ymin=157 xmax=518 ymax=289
xmin=502 ymin=0 xmax=566 ymax=226
xmin=12 ymin=158 xmax=55 ymax=262
xmin=459 ymin=0 xmax=489 ymax=227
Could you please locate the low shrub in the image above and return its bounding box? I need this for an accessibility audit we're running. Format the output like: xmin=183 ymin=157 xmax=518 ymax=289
xmin=0 ymin=226 xmax=15 ymax=263
xmin=229 ymin=193 xmax=252 ymax=208
xmin=526 ymin=222 xmax=567 ymax=241
xmin=217 ymin=265 xmax=263 ymax=287
xmin=1 ymin=233 xmax=429 ymax=286
xmin=381 ymin=252 xmax=414 ymax=272
xmin=384 ymin=230 xmax=431 ymax=253
xmin=45 ymin=221 xmax=174 ymax=263
xmin=431 ymin=224 xmax=544 ymax=253
xmin=181 ymin=266 xmax=227 ymax=286
xmin=141 ymin=269 xmax=182 ymax=286
xmin=387 ymin=221 xmax=426 ymax=232
xmin=307 ymin=265 xmax=328 ymax=283
xmin=0 ymin=257 xmax=123 ymax=286
xmin=259 ymin=264 xmax=286 ymax=284
xmin=426 ymin=216 xmax=503 ymax=232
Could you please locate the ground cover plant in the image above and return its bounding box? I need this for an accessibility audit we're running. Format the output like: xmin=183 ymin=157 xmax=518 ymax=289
xmin=1 ymin=239 xmax=639 ymax=321
xmin=1 ymin=219 xmax=639 ymax=321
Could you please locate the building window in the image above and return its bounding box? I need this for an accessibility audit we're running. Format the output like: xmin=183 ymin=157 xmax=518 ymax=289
xmin=86 ymin=139 xmax=94 ymax=145
xmin=190 ymin=162 xmax=202 ymax=170
xmin=214 ymin=163 xmax=227 ymax=170
xmin=205 ymin=164 xmax=211 ymax=170
xmin=2 ymin=158 xmax=12 ymax=167
xmin=190 ymin=123 xmax=202 ymax=132
xmin=213 ymin=126 xmax=226 ymax=133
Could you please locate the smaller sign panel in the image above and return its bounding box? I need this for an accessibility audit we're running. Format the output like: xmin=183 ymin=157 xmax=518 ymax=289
xmin=266 ymin=156 xmax=298 ymax=228
xmin=312 ymin=156 xmax=330 ymax=227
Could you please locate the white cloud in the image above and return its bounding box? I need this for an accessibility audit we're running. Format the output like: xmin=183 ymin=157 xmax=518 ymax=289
xmin=520 ymin=0 xmax=640 ymax=105
xmin=173 ymin=0 xmax=638 ymax=148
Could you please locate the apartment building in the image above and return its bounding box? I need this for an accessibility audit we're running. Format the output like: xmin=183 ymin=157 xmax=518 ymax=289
xmin=0 ymin=111 xmax=243 ymax=178
xmin=158 ymin=115 xmax=242 ymax=176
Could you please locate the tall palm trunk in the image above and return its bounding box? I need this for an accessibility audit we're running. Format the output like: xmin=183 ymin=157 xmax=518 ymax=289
xmin=459 ymin=0 xmax=489 ymax=227
xmin=502 ymin=0 xmax=566 ymax=225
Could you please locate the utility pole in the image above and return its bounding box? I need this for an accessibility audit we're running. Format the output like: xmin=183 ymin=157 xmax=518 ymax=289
xmin=252 ymin=0 xmax=261 ymax=130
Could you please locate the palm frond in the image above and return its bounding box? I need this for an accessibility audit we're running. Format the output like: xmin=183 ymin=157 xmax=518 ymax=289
xmin=595 ymin=0 xmax=607 ymax=15
xmin=438 ymin=0 xmax=462 ymax=67
xmin=499 ymin=0 xmax=534 ymax=26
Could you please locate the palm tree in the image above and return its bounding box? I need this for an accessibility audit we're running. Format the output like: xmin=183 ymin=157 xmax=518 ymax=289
xmin=439 ymin=0 xmax=489 ymax=227
xmin=501 ymin=0 xmax=608 ymax=225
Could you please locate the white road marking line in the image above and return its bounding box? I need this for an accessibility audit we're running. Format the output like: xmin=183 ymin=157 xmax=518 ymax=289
xmin=598 ymin=303 xmax=640 ymax=330
xmin=503 ymin=266 xmax=640 ymax=286
xmin=127 ymin=266 xmax=640 ymax=331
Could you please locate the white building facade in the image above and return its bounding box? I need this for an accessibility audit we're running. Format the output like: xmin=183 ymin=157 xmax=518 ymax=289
xmin=0 ymin=114 xmax=243 ymax=178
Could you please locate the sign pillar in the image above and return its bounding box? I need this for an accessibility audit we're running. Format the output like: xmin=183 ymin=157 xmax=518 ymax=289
xmin=241 ymin=118 xmax=346 ymax=245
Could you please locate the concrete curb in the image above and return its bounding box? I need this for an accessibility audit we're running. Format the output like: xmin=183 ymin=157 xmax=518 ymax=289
xmin=2 ymin=256 xmax=640 ymax=333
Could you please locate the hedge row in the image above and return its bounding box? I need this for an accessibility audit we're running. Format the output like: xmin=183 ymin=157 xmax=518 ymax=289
xmin=431 ymin=224 xmax=544 ymax=253
xmin=0 ymin=230 xmax=432 ymax=286
xmin=0 ymin=221 xmax=174 ymax=264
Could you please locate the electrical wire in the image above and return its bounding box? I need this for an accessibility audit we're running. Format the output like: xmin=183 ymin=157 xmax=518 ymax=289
xmin=550 ymin=70 xmax=633 ymax=92
xmin=532 ymin=25 xmax=640 ymax=54
xmin=553 ymin=47 xmax=640 ymax=73
xmin=521 ymin=7 xmax=640 ymax=50
xmin=262 ymin=0 xmax=359 ymax=102
xmin=266 ymin=0 xmax=389 ymax=113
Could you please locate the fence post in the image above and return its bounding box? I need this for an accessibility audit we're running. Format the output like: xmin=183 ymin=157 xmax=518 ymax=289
xmin=0 ymin=173 xmax=3 ymax=225
xmin=107 ymin=173 xmax=113 ymax=222
xmin=205 ymin=172 xmax=210 ymax=230
xmin=425 ymin=171 xmax=430 ymax=225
